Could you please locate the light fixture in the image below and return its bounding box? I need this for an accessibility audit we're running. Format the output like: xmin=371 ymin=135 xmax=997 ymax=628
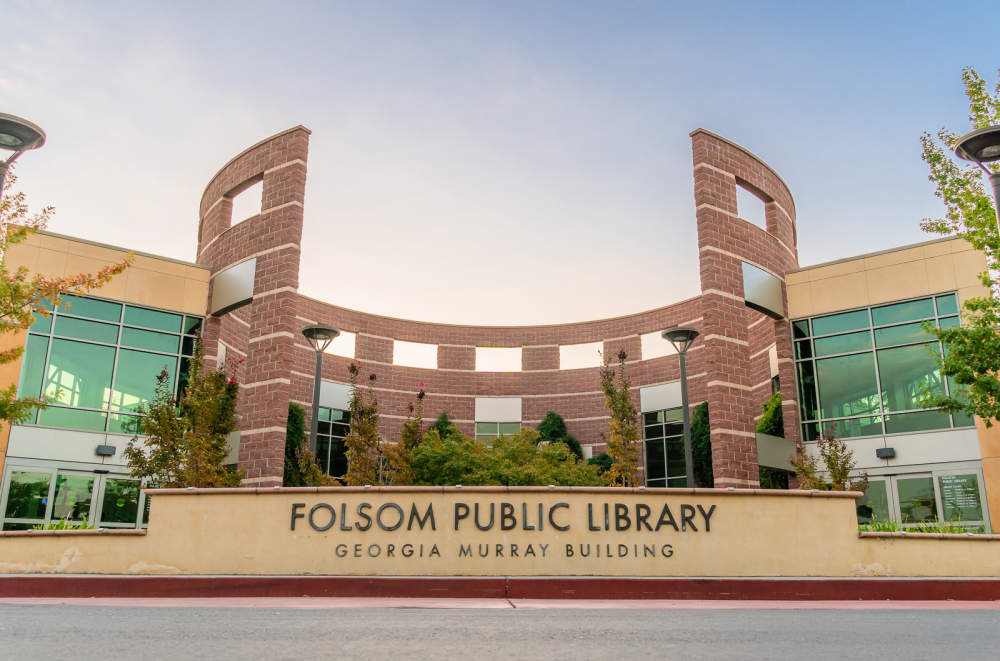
xmin=953 ymin=125 xmax=1000 ymax=238
xmin=302 ymin=324 xmax=340 ymax=454
xmin=0 ymin=113 xmax=47 ymax=198
xmin=662 ymin=326 xmax=701 ymax=488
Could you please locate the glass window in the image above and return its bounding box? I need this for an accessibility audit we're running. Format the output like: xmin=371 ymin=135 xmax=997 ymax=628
xmin=17 ymin=334 xmax=48 ymax=401
xmin=181 ymin=336 xmax=195 ymax=356
xmin=874 ymin=322 xmax=931 ymax=348
xmin=29 ymin=310 xmax=52 ymax=334
xmin=644 ymin=408 xmax=686 ymax=488
xmin=108 ymin=413 xmax=143 ymax=435
xmin=316 ymin=407 xmax=351 ymax=478
xmin=112 ymin=349 xmax=176 ymax=413
xmin=120 ymin=327 xmax=180 ymax=354
xmin=857 ymin=480 xmax=889 ymax=525
xmin=938 ymin=474 xmax=983 ymax=522
xmin=183 ymin=316 xmax=203 ymax=335
xmin=60 ymin=297 xmax=122 ymax=323
xmin=796 ymin=361 xmax=819 ymax=421
xmin=871 ymin=298 xmax=935 ymax=327
xmin=816 ymin=353 xmax=880 ymax=419
xmin=795 ymin=339 xmax=812 ymax=360
xmin=939 ymin=316 xmax=961 ymax=329
xmin=51 ymin=474 xmax=94 ymax=522
xmin=877 ymin=343 xmax=943 ymax=413
xmin=826 ymin=416 xmax=884 ymax=438
xmin=100 ymin=478 xmax=140 ymax=525
xmin=44 ymin=339 xmax=115 ymax=409
xmin=897 ymin=476 xmax=938 ymax=524
xmin=498 ymin=423 xmax=521 ymax=435
xmin=644 ymin=440 xmax=666 ymax=481
xmin=884 ymin=410 xmax=953 ymax=435
xmin=813 ymin=331 xmax=871 ymax=357
xmin=4 ymin=471 xmax=51 ymax=519
xmin=792 ymin=320 xmax=810 ymax=339
xmin=475 ymin=421 xmax=521 ymax=443
xmin=935 ymin=294 xmax=959 ymax=316
xmin=811 ymin=309 xmax=869 ymax=336
xmin=53 ymin=316 xmax=119 ymax=344
xmin=37 ymin=407 xmax=108 ymax=432
xmin=123 ymin=306 xmax=182 ymax=333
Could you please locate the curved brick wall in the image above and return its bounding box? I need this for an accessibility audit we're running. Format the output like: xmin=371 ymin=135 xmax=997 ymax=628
xmin=196 ymin=127 xmax=799 ymax=488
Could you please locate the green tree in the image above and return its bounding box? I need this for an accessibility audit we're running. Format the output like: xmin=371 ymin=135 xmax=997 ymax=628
xmin=536 ymin=410 xmax=583 ymax=459
xmin=918 ymin=67 xmax=1000 ymax=425
xmin=123 ymin=338 xmax=242 ymax=488
xmin=755 ymin=392 xmax=789 ymax=489
xmin=429 ymin=411 xmax=455 ymax=438
xmin=342 ymin=362 xmax=382 ymax=486
xmin=283 ymin=403 xmax=335 ymax=487
xmin=588 ymin=452 xmax=613 ymax=476
xmin=0 ymin=168 xmax=130 ymax=433
xmin=690 ymin=402 xmax=714 ymax=488
xmin=599 ymin=349 xmax=641 ymax=486
xmin=382 ymin=390 xmax=426 ymax=485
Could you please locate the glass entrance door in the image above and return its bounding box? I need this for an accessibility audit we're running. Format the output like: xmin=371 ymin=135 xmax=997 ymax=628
xmin=1 ymin=465 xmax=146 ymax=530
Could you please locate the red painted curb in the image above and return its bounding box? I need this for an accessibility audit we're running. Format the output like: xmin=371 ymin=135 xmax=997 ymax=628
xmin=1 ymin=576 xmax=999 ymax=601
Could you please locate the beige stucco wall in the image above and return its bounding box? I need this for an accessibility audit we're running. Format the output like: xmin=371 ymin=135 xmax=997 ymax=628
xmin=786 ymin=237 xmax=988 ymax=320
xmin=2 ymin=488 xmax=1000 ymax=577
xmin=5 ymin=231 xmax=209 ymax=316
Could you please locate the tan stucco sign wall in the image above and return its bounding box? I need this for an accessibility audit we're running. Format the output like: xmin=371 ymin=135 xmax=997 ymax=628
xmin=3 ymin=487 xmax=1000 ymax=577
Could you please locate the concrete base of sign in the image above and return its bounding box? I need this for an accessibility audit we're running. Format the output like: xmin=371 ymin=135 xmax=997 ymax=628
xmin=2 ymin=487 xmax=1000 ymax=579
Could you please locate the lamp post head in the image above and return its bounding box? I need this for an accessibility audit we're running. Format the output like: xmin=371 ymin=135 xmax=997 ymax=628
xmin=954 ymin=125 xmax=1000 ymax=165
xmin=662 ymin=326 xmax=700 ymax=355
xmin=302 ymin=323 xmax=340 ymax=353
xmin=0 ymin=114 xmax=46 ymax=154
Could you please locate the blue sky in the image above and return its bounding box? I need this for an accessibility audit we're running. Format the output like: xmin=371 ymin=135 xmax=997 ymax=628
xmin=3 ymin=1 xmax=999 ymax=324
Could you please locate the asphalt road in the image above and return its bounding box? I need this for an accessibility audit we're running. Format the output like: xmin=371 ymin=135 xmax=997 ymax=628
xmin=0 ymin=604 xmax=996 ymax=660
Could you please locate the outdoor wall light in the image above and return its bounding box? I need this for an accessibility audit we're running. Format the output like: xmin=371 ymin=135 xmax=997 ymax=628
xmin=662 ymin=326 xmax=700 ymax=488
xmin=302 ymin=324 xmax=340 ymax=454
xmin=953 ymin=125 xmax=1000 ymax=237
xmin=0 ymin=113 xmax=46 ymax=198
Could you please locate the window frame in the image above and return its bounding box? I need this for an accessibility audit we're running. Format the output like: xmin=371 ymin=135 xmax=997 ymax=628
xmin=792 ymin=293 xmax=967 ymax=440
xmin=475 ymin=422 xmax=521 ymax=444
xmin=642 ymin=408 xmax=687 ymax=488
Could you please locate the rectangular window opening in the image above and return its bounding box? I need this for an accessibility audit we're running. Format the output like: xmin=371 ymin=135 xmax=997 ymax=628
xmin=393 ymin=340 xmax=438 ymax=370
xmin=230 ymin=180 xmax=263 ymax=226
xmin=640 ymin=331 xmax=677 ymax=361
xmin=325 ymin=331 xmax=356 ymax=359
xmin=736 ymin=185 xmax=767 ymax=230
xmin=475 ymin=347 xmax=522 ymax=372
xmin=559 ymin=342 xmax=602 ymax=370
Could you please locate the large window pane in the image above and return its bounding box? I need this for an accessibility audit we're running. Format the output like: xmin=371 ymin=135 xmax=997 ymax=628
xmin=4 ymin=471 xmax=51 ymax=519
xmin=60 ymin=297 xmax=122 ymax=323
xmin=874 ymin=322 xmax=931 ymax=348
xmin=476 ymin=422 xmax=496 ymax=435
xmin=112 ymin=349 xmax=176 ymax=413
xmin=816 ymin=353 xmax=880 ymax=419
xmin=51 ymin=475 xmax=94 ymax=522
xmin=811 ymin=309 xmax=870 ymax=336
xmin=44 ymin=339 xmax=115 ymax=409
xmin=18 ymin=334 xmax=49 ymax=400
xmin=54 ymin=316 xmax=119 ymax=344
xmin=37 ymin=407 xmax=108 ymax=432
xmin=813 ymin=331 xmax=871 ymax=357
xmin=871 ymin=298 xmax=935 ymax=327
xmin=856 ymin=480 xmax=889 ymax=525
xmin=795 ymin=340 xmax=812 ymax=360
xmin=644 ymin=440 xmax=666 ymax=480
xmin=183 ymin=316 xmax=203 ymax=335
xmin=897 ymin=476 xmax=937 ymax=524
xmin=107 ymin=413 xmax=143 ymax=435
xmin=827 ymin=416 xmax=884 ymax=438
xmin=877 ymin=343 xmax=943 ymax=412
xmin=792 ymin=320 xmax=809 ymax=339
xmin=665 ymin=437 xmax=686 ymax=480
xmin=884 ymin=410 xmax=952 ymax=434
xmin=328 ymin=438 xmax=348 ymax=478
xmin=123 ymin=306 xmax=182 ymax=333
xmin=29 ymin=310 xmax=52 ymax=334
xmin=120 ymin=327 xmax=180 ymax=354
xmin=938 ymin=474 xmax=983 ymax=523
xmin=100 ymin=478 xmax=140 ymax=525
xmin=796 ymin=361 xmax=819 ymax=421
xmin=498 ymin=423 xmax=521 ymax=435
xmin=936 ymin=294 xmax=959 ymax=316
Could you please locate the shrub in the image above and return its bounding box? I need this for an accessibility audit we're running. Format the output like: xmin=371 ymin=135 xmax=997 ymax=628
xmin=536 ymin=411 xmax=583 ymax=459
xmin=691 ymin=402 xmax=713 ymax=488
xmin=588 ymin=452 xmax=613 ymax=475
xmin=430 ymin=412 xmax=456 ymax=438
xmin=791 ymin=424 xmax=868 ymax=492
xmin=33 ymin=516 xmax=95 ymax=531
xmin=756 ymin=391 xmax=784 ymax=438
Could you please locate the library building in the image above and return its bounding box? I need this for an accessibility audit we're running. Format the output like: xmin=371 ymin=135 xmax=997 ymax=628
xmin=1 ymin=127 xmax=996 ymax=533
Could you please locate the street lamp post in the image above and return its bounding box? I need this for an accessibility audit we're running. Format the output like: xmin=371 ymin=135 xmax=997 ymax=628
xmin=0 ymin=114 xmax=47 ymax=198
xmin=301 ymin=324 xmax=340 ymax=454
xmin=662 ymin=326 xmax=700 ymax=487
xmin=953 ymin=125 xmax=1000 ymax=239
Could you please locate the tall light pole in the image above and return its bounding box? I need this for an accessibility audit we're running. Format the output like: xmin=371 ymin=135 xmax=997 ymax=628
xmin=301 ymin=324 xmax=340 ymax=454
xmin=953 ymin=126 xmax=1000 ymax=239
xmin=0 ymin=114 xmax=47 ymax=199
xmin=662 ymin=327 xmax=700 ymax=487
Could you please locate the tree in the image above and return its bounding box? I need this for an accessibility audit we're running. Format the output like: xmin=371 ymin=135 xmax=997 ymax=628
xmin=342 ymin=362 xmax=382 ymax=486
xmin=536 ymin=410 xmax=583 ymax=459
xmin=690 ymin=402 xmax=714 ymax=488
xmin=0 ymin=168 xmax=130 ymax=432
xmin=411 ymin=426 xmax=603 ymax=487
xmin=588 ymin=452 xmax=613 ymax=476
xmin=381 ymin=389 xmax=426 ymax=485
xmin=430 ymin=411 xmax=456 ymax=438
xmin=123 ymin=338 xmax=242 ymax=488
xmin=918 ymin=67 xmax=1000 ymax=425
xmin=599 ymin=349 xmax=641 ymax=486
xmin=283 ymin=403 xmax=335 ymax=487
xmin=790 ymin=425 xmax=868 ymax=492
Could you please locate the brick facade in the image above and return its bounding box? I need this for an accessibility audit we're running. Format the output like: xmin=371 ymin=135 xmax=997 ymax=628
xmin=196 ymin=127 xmax=800 ymax=488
